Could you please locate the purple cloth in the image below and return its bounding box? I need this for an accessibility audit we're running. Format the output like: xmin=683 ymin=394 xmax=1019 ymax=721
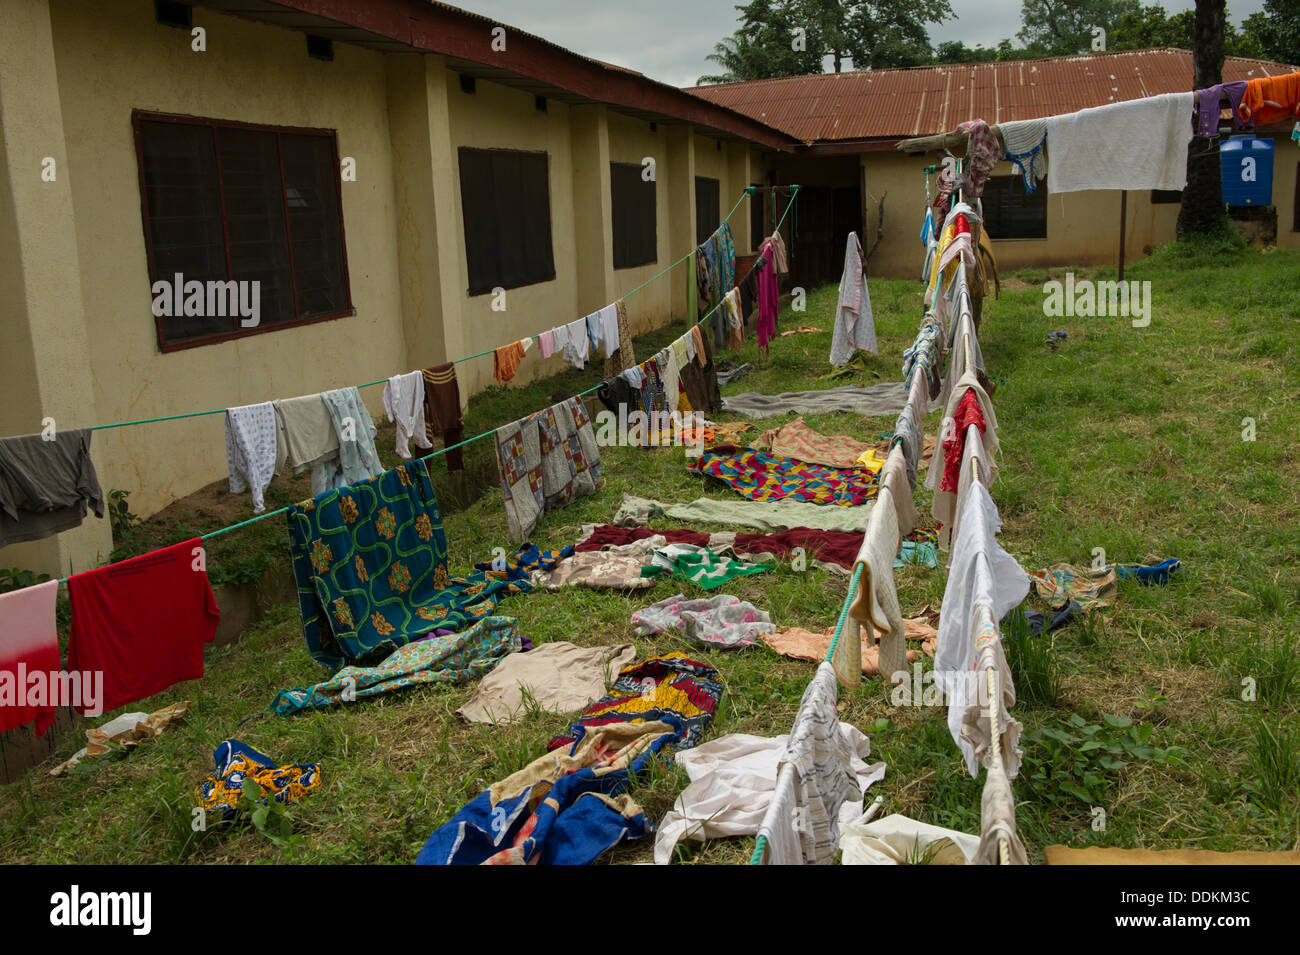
xmin=1197 ymin=82 xmax=1249 ymax=137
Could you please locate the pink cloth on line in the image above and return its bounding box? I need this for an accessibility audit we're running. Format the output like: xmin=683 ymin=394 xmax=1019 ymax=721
xmin=0 ymin=580 xmax=61 ymax=735
xmin=538 ymin=330 xmax=555 ymax=360
xmin=756 ymin=257 xmax=779 ymax=354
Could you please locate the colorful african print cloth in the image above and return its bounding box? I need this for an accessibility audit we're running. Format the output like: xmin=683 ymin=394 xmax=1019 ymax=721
xmin=641 ymin=543 xmax=774 ymax=591
xmin=473 ymin=543 xmax=575 ymax=582
xmin=547 ymin=653 xmax=723 ymax=753
xmin=689 ymin=445 xmax=879 ymax=506
xmin=495 ymin=395 xmax=603 ymax=543
xmin=286 ymin=458 xmax=530 ymax=668
xmin=1030 ymin=563 xmax=1118 ymax=610
xmin=270 ymin=616 xmax=522 ymax=715
xmin=417 ymin=719 xmax=679 ymax=865
xmin=195 ymin=739 xmax=321 ymax=822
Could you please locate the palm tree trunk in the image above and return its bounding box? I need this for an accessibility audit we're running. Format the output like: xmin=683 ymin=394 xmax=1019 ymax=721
xmin=1177 ymin=0 xmax=1228 ymax=236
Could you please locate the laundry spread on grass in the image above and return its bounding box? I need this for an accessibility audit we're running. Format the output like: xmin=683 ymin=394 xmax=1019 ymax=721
xmin=1030 ymin=563 xmax=1118 ymax=610
xmin=632 ymin=593 xmax=774 ymax=649
xmin=195 ymin=739 xmax=322 ymax=822
xmin=614 ymin=493 xmax=876 ymax=533
xmin=547 ymin=654 xmax=723 ymax=753
xmin=271 ymin=616 xmax=523 ymax=715
xmin=641 ymin=543 xmax=774 ymax=591
xmin=286 ymin=459 xmax=530 ymax=668
xmin=689 ymin=446 xmax=879 ymax=506
xmin=457 ymin=642 xmax=637 ymax=725
xmin=416 ymin=719 xmax=679 ymax=866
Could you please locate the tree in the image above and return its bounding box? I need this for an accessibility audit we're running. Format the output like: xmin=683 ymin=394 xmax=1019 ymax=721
xmin=1018 ymin=0 xmax=1142 ymax=56
xmin=697 ymin=0 xmax=955 ymax=83
xmin=1110 ymin=4 xmax=1260 ymax=56
xmin=698 ymin=0 xmax=823 ymax=83
xmin=1177 ymin=0 xmax=1228 ymax=237
xmin=1241 ymin=0 xmax=1300 ymax=64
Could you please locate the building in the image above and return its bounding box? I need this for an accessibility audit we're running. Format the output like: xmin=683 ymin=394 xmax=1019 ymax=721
xmin=690 ymin=49 xmax=1300 ymax=285
xmin=3 ymin=2 xmax=1295 ymax=580
xmin=0 ymin=0 xmax=799 ymax=576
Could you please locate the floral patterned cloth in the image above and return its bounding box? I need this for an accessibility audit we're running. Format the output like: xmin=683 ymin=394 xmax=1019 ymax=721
xmin=955 ymin=119 xmax=1004 ymax=198
xmin=757 ymin=417 xmax=876 ymax=470
xmin=631 ymin=592 xmax=774 ymax=649
xmin=286 ymin=458 xmax=529 ymax=668
xmin=270 ymin=616 xmax=523 ymax=714
xmin=495 ymin=396 xmax=603 ymax=543
xmin=689 ymin=444 xmax=879 ymax=506
xmin=195 ymin=739 xmax=321 ymax=822
xmin=547 ymin=653 xmax=723 ymax=752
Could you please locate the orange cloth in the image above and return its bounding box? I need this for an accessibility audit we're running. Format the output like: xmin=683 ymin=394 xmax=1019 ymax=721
xmin=493 ymin=341 xmax=526 ymax=386
xmin=763 ymin=616 xmax=937 ymax=678
xmin=1238 ymin=73 xmax=1300 ymax=127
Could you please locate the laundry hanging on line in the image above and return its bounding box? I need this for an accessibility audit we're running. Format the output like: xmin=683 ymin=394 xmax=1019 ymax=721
xmin=0 ymin=428 xmax=104 ymax=548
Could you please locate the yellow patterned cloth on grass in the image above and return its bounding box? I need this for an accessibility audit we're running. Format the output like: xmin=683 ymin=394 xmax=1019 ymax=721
xmin=196 ymin=739 xmax=321 ymax=822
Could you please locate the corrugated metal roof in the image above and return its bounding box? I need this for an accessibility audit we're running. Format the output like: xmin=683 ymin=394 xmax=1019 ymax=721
xmin=687 ymin=49 xmax=1300 ymax=142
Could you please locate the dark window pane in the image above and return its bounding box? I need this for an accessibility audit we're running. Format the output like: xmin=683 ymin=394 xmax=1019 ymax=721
xmin=217 ymin=128 xmax=294 ymax=327
xmin=458 ymin=148 xmax=555 ymax=295
xmin=135 ymin=112 xmax=352 ymax=349
xmin=610 ymin=162 xmax=656 ymax=269
xmin=695 ymin=176 xmax=720 ymax=245
xmin=982 ymin=175 xmax=1047 ymax=240
xmin=139 ymin=121 xmax=230 ymax=341
xmin=280 ymin=134 xmax=348 ymax=319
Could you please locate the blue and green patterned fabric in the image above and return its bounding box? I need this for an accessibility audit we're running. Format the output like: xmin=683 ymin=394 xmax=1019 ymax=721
xmin=286 ymin=459 xmax=530 ymax=668
xmin=271 ymin=616 xmax=522 ymax=714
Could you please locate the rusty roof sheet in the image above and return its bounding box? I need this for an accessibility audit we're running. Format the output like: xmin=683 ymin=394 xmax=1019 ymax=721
xmin=687 ymin=49 xmax=1300 ymax=142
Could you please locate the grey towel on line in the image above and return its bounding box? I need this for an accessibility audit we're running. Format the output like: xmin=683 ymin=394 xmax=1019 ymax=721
xmin=0 ymin=428 xmax=104 ymax=548
xmin=720 ymin=382 xmax=913 ymax=420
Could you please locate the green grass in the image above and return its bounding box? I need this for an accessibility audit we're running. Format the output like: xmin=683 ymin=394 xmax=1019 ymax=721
xmin=2 ymin=244 xmax=1298 ymax=864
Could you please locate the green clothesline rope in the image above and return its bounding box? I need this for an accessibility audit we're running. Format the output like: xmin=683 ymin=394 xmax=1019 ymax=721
xmin=86 ymin=192 xmax=756 ymax=435
xmin=749 ymin=559 xmax=862 ymax=866
xmin=53 ymin=187 xmax=801 ymax=584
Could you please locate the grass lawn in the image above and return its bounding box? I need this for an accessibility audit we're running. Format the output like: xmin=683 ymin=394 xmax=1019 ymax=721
xmin=2 ymin=242 xmax=1298 ymax=864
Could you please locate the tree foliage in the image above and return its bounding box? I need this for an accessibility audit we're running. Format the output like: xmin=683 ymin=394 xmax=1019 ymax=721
xmin=697 ymin=0 xmax=954 ymax=83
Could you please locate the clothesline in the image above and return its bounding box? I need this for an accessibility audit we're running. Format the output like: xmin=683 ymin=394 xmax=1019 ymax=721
xmin=72 ymin=190 xmax=756 ymax=437
xmin=748 ymin=560 xmax=864 ymax=865
xmin=49 ymin=187 xmax=803 ymax=586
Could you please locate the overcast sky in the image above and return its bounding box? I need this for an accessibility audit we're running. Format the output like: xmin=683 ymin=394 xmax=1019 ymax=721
xmin=457 ymin=0 xmax=1268 ymax=87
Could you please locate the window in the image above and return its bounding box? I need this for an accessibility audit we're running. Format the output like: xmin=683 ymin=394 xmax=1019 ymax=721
xmin=458 ymin=148 xmax=555 ymax=295
xmin=133 ymin=111 xmax=352 ymax=352
xmin=981 ymin=175 xmax=1047 ymax=239
xmin=695 ymin=176 xmax=720 ymax=245
xmin=750 ymin=183 xmax=765 ymax=252
xmin=610 ymin=162 xmax=657 ymax=269
xmin=1151 ymin=189 xmax=1182 ymax=204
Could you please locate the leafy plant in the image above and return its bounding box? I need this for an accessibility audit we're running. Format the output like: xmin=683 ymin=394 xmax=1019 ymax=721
xmin=239 ymin=778 xmax=306 ymax=851
xmin=107 ymin=488 xmax=142 ymax=547
xmin=1022 ymin=713 xmax=1187 ymax=807
xmin=0 ymin=567 xmax=51 ymax=594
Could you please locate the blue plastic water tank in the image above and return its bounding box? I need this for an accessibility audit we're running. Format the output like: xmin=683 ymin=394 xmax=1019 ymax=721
xmin=1220 ymin=135 xmax=1274 ymax=206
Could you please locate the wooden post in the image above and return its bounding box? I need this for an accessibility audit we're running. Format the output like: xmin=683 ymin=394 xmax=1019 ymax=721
xmin=1118 ymin=190 xmax=1127 ymax=282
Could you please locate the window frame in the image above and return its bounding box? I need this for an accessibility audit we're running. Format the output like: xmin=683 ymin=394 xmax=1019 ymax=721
xmin=457 ymin=146 xmax=557 ymax=296
xmin=132 ymin=109 xmax=354 ymax=353
xmin=609 ymin=161 xmax=658 ymax=270
xmin=980 ymin=174 xmax=1048 ymax=241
